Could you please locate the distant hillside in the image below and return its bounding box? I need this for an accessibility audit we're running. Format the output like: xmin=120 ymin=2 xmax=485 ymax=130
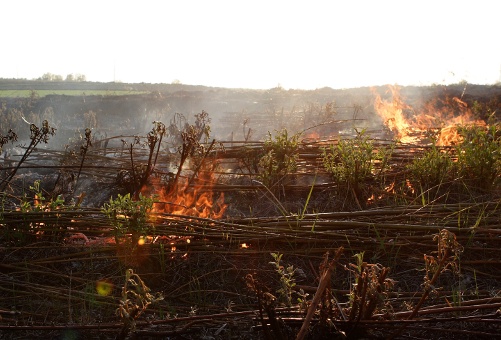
xmin=0 ymin=78 xmax=215 ymax=93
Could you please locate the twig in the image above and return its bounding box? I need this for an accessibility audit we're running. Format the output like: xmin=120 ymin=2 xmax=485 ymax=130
xmin=296 ymin=247 xmax=343 ymax=340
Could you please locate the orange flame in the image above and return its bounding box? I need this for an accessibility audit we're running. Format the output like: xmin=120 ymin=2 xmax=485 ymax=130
xmin=304 ymin=131 xmax=320 ymax=142
xmin=142 ymin=171 xmax=227 ymax=219
xmin=417 ymin=95 xmax=486 ymax=145
xmin=373 ymin=86 xmax=486 ymax=145
xmin=373 ymin=86 xmax=413 ymax=142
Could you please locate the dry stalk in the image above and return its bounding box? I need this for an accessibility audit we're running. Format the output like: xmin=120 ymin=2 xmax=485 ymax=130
xmin=389 ymin=229 xmax=463 ymax=339
xmin=245 ymin=273 xmax=286 ymax=340
xmin=116 ymin=268 xmax=163 ymax=340
xmin=74 ymin=128 xmax=92 ymax=191
xmin=296 ymin=247 xmax=344 ymax=340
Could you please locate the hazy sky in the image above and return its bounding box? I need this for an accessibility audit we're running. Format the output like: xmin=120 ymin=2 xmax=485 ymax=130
xmin=2 ymin=0 xmax=500 ymax=89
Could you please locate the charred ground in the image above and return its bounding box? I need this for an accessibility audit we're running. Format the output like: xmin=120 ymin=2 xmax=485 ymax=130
xmin=0 ymin=81 xmax=500 ymax=339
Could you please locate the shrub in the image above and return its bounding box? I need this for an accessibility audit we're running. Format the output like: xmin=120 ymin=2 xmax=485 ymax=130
xmin=408 ymin=137 xmax=453 ymax=191
xmin=258 ymin=128 xmax=301 ymax=189
xmin=102 ymin=193 xmax=154 ymax=245
xmin=455 ymin=124 xmax=501 ymax=191
xmin=322 ymin=129 xmax=394 ymax=206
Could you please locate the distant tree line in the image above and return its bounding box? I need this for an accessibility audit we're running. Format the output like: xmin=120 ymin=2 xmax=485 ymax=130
xmin=37 ymin=73 xmax=86 ymax=82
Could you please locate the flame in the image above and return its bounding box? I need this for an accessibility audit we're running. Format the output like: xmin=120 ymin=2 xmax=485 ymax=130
xmin=366 ymin=181 xmax=396 ymax=204
xmin=405 ymin=179 xmax=415 ymax=195
xmin=373 ymin=86 xmax=414 ymax=143
xmin=304 ymin=131 xmax=320 ymax=142
xmin=373 ymin=86 xmax=486 ymax=146
xmin=142 ymin=171 xmax=227 ymax=219
xmin=417 ymin=95 xmax=486 ymax=145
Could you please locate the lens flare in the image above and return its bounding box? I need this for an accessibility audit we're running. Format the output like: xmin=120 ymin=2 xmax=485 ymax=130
xmin=96 ymin=280 xmax=113 ymax=296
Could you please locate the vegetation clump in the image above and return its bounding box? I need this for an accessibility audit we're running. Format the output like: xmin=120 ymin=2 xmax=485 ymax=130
xmin=102 ymin=193 xmax=154 ymax=246
xmin=407 ymin=132 xmax=454 ymax=202
xmin=322 ymin=129 xmax=394 ymax=208
xmin=455 ymin=124 xmax=501 ymax=191
xmin=258 ymin=128 xmax=301 ymax=190
xmin=407 ymin=124 xmax=501 ymax=202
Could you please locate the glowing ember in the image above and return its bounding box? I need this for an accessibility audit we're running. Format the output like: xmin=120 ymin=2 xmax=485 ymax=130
xmin=303 ymin=131 xmax=320 ymax=142
xmin=137 ymin=236 xmax=146 ymax=246
xmin=405 ymin=179 xmax=415 ymax=195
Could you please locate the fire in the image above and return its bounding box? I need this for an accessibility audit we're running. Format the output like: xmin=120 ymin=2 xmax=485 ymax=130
xmin=417 ymin=95 xmax=486 ymax=145
xmin=373 ymin=86 xmax=413 ymax=142
xmin=142 ymin=171 xmax=227 ymax=219
xmin=373 ymin=86 xmax=486 ymax=146
xmin=303 ymin=131 xmax=320 ymax=142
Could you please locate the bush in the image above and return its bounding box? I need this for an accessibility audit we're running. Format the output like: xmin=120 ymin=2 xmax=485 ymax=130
xmin=455 ymin=124 xmax=501 ymax=191
xmin=102 ymin=193 xmax=154 ymax=245
xmin=258 ymin=128 xmax=301 ymax=189
xmin=322 ymin=129 xmax=394 ymax=206
xmin=408 ymin=139 xmax=453 ymax=190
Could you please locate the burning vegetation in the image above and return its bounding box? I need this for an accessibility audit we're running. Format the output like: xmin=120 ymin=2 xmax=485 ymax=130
xmin=0 ymin=83 xmax=500 ymax=339
xmin=374 ymin=85 xmax=489 ymax=145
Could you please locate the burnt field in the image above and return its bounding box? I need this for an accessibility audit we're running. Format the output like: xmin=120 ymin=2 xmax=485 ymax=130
xmin=0 ymin=82 xmax=501 ymax=339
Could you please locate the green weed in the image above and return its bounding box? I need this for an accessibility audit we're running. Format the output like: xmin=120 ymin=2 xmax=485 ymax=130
xmin=455 ymin=124 xmax=501 ymax=191
xmin=270 ymin=252 xmax=297 ymax=307
xmin=408 ymin=138 xmax=453 ymax=190
xmin=407 ymin=133 xmax=454 ymax=204
xmin=1 ymin=180 xmax=66 ymax=245
xmin=258 ymin=128 xmax=301 ymax=190
xmin=102 ymin=193 xmax=154 ymax=245
xmin=322 ymin=129 xmax=394 ymax=208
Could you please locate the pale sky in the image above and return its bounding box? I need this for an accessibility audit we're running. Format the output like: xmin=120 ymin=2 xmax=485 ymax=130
xmin=1 ymin=0 xmax=500 ymax=89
